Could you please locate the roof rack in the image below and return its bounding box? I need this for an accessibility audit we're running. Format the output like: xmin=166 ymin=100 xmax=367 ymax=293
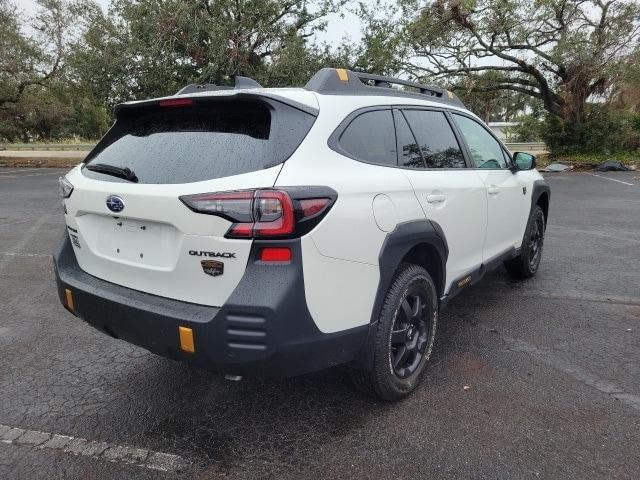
xmin=304 ymin=68 xmax=465 ymax=108
xmin=176 ymin=75 xmax=262 ymax=95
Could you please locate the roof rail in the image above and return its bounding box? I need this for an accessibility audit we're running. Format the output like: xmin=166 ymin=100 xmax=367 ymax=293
xmin=305 ymin=68 xmax=465 ymax=108
xmin=176 ymin=75 xmax=263 ymax=95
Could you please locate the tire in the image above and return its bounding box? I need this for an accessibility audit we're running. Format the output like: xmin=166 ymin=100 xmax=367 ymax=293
xmin=504 ymin=205 xmax=545 ymax=279
xmin=350 ymin=263 xmax=438 ymax=401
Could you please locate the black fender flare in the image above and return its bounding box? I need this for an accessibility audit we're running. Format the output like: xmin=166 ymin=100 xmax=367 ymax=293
xmin=530 ymin=179 xmax=550 ymax=227
xmin=350 ymin=220 xmax=448 ymax=369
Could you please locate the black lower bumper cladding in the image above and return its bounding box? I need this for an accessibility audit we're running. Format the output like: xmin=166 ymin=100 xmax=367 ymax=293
xmin=54 ymin=236 xmax=369 ymax=377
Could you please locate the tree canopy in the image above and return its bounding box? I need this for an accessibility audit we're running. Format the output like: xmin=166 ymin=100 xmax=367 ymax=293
xmin=0 ymin=0 xmax=354 ymax=141
xmin=396 ymin=0 xmax=640 ymax=124
xmin=1 ymin=0 xmax=639 ymax=153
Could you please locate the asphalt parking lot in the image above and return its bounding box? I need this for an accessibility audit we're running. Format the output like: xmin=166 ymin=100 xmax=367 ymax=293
xmin=1 ymin=167 xmax=639 ymax=479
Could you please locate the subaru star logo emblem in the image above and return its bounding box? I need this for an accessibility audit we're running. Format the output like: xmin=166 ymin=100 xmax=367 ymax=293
xmin=106 ymin=195 xmax=125 ymax=213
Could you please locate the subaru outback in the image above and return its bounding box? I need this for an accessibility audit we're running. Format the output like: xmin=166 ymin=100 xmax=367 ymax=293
xmin=54 ymin=68 xmax=550 ymax=401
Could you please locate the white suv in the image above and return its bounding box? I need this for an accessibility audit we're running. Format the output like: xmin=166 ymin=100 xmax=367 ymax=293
xmin=54 ymin=68 xmax=550 ymax=401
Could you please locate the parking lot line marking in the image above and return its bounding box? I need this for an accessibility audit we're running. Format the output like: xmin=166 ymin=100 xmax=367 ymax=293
xmin=495 ymin=334 xmax=640 ymax=412
xmin=0 ymin=219 xmax=33 ymax=228
xmin=0 ymin=210 xmax=55 ymax=275
xmin=0 ymin=252 xmax=52 ymax=258
xmin=0 ymin=168 xmax=42 ymax=174
xmin=548 ymin=224 xmax=640 ymax=245
xmin=0 ymin=424 xmax=188 ymax=472
xmin=0 ymin=171 xmax=67 ymax=179
xmin=586 ymin=173 xmax=635 ymax=186
xmin=523 ymin=290 xmax=640 ymax=307
xmin=479 ymin=284 xmax=640 ymax=307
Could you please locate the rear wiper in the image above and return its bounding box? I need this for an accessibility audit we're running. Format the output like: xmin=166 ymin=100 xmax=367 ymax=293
xmin=85 ymin=163 xmax=139 ymax=183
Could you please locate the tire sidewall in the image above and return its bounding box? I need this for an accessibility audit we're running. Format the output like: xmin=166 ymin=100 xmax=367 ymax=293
xmin=521 ymin=206 xmax=545 ymax=275
xmin=375 ymin=266 xmax=438 ymax=398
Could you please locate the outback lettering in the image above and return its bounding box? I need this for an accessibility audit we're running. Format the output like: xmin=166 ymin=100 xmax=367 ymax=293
xmin=188 ymin=250 xmax=236 ymax=259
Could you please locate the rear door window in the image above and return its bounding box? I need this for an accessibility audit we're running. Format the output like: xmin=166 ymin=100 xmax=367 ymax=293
xmin=402 ymin=109 xmax=466 ymax=169
xmin=83 ymin=98 xmax=315 ymax=184
xmin=337 ymin=109 xmax=397 ymax=167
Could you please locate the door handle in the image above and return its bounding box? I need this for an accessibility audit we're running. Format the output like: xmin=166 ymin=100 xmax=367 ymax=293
xmin=487 ymin=186 xmax=500 ymax=196
xmin=426 ymin=194 xmax=446 ymax=204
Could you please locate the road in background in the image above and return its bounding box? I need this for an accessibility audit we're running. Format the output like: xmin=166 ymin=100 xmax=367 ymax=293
xmin=0 ymin=168 xmax=638 ymax=479
xmin=0 ymin=141 xmax=548 ymax=167
xmin=0 ymin=151 xmax=85 ymax=169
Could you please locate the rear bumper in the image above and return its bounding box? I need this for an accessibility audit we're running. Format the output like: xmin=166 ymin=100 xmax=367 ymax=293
xmin=54 ymin=236 xmax=369 ymax=377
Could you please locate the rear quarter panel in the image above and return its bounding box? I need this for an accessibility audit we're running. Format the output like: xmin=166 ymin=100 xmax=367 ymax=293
xmin=276 ymin=96 xmax=425 ymax=333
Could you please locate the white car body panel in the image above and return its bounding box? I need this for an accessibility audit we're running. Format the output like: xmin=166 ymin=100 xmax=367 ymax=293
xmin=301 ymin=236 xmax=379 ymax=333
xmin=63 ymin=85 xmax=542 ymax=334
xmin=402 ymin=169 xmax=487 ymax=292
xmin=63 ymin=164 xmax=283 ymax=306
xmin=275 ymin=98 xmax=424 ymax=265
xmin=476 ymin=169 xmax=531 ymax=260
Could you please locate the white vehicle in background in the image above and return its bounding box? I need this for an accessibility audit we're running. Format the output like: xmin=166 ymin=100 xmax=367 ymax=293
xmin=55 ymin=68 xmax=550 ymax=401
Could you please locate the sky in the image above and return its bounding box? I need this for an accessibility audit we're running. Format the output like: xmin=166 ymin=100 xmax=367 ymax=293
xmin=15 ymin=0 xmax=366 ymax=45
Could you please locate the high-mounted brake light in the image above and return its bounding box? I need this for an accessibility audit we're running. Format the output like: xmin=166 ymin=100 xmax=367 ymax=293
xmin=158 ymin=98 xmax=195 ymax=107
xmin=180 ymin=188 xmax=336 ymax=239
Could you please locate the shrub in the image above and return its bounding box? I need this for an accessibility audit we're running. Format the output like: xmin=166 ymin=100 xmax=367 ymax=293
xmin=542 ymin=105 xmax=640 ymax=154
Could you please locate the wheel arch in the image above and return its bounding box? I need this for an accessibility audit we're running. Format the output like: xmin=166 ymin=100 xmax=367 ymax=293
xmin=536 ymin=191 xmax=550 ymax=225
xmin=401 ymin=243 xmax=445 ymax=299
xmin=350 ymin=220 xmax=448 ymax=370
xmin=531 ymin=179 xmax=550 ymax=227
xmin=371 ymin=220 xmax=448 ymax=322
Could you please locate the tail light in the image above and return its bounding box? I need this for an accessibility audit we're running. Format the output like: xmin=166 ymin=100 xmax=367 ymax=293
xmin=180 ymin=187 xmax=336 ymax=239
xmin=58 ymin=176 xmax=74 ymax=198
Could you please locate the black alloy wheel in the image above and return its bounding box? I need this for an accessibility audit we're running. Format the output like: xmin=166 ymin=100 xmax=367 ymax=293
xmin=350 ymin=263 xmax=438 ymax=401
xmin=390 ymin=286 xmax=431 ymax=379
xmin=528 ymin=213 xmax=544 ymax=270
xmin=504 ymin=205 xmax=546 ymax=279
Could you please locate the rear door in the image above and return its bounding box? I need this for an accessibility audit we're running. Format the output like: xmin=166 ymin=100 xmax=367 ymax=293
xmin=63 ymin=95 xmax=316 ymax=306
xmin=395 ymin=108 xmax=487 ymax=291
xmin=450 ymin=113 xmax=529 ymax=261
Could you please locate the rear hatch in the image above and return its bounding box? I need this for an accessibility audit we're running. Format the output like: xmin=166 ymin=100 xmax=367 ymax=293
xmin=63 ymin=93 xmax=317 ymax=306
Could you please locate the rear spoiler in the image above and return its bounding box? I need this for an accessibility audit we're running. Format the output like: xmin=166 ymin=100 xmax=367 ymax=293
xmin=175 ymin=75 xmax=262 ymax=95
xmin=114 ymin=91 xmax=319 ymax=118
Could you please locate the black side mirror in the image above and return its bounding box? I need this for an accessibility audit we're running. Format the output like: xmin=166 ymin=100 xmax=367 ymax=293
xmin=512 ymin=152 xmax=536 ymax=171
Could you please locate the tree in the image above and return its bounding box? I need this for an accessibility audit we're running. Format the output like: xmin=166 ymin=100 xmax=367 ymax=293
xmin=609 ymin=47 xmax=640 ymax=112
xmin=0 ymin=0 xmax=88 ymax=107
xmin=0 ymin=0 xmax=39 ymax=107
xmin=3 ymin=0 xmax=353 ymax=141
xmin=71 ymin=0 xmax=347 ymax=106
xmin=348 ymin=2 xmax=406 ymax=74
xmin=399 ymin=0 xmax=640 ymax=127
xmin=0 ymin=0 xmax=103 ymax=141
xmin=451 ymin=70 xmax=540 ymax=122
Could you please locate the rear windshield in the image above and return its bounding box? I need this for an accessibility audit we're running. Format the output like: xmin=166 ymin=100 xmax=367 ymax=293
xmin=83 ymin=98 xmax=315 ymax=184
